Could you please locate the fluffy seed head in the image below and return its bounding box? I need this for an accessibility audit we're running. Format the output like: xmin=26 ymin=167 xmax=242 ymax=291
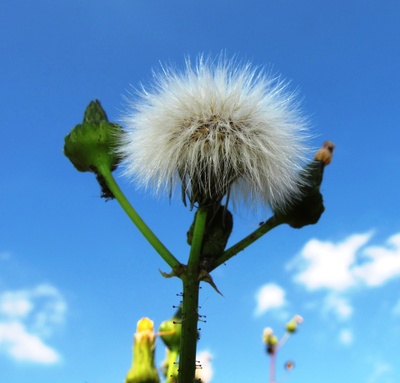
xmin=119 ymin=55 xmax=310 ymax=210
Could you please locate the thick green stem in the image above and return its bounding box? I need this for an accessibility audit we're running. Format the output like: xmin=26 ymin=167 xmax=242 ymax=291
xmin=211 ymin=215 xmax=284 ymax=271
xmin=98 ymin=165 xmax=180 ymax=269
xmin=178 ymin=208 xmax=208 ymax=383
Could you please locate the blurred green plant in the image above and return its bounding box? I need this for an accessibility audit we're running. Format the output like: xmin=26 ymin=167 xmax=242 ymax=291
xmin=263 ymin=315 xmax=303 ymax=383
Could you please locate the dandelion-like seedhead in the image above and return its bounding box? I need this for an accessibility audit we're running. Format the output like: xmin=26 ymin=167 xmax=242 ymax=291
xmin=119 ymin=55 xmax=310 ymax=210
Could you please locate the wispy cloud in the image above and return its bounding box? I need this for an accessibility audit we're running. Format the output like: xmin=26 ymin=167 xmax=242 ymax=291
xmin=254 ymin=283 xmax=286 ymax=317
xmin=338 ymin=328 xmax=353 ymax=346
xmin=0 ymin=284 xmax=67 ymax=364
xmin=366 ymin=360 xmax=393 ymax=383
xmin=391 ymin=298 xmax=400 ymax=317
xmin=323 ymin=294 xmax=353 ymax=321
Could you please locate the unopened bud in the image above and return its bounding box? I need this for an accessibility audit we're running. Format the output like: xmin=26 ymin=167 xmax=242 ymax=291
xmin=262 ymin=327 xmax=274 ymax=343
xmin=64 ymin=100 xmax=122 ymax=173
xmin=63 ymin=100 xmax=123 ymax=198
xmin=286 ymin=315 xmax=303 ymax=333
xmin=285 ymin=360 xmax=295 ymax=371
xmin=314 ymin=141 xmax=335 ymax=165
xmin=276 ymin=141 xmax=335 ymax=228
xmin=263 ymin=327 xmax=278 ymax=354
xmin=159 ymin=308 xmax=182 ymax=351
xmin=125 ymin=318 xmax=160 ymax=383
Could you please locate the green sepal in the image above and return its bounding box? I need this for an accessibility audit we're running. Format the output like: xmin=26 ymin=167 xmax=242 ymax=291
xmin=187 ymin=204 xmax=233 ymax=270
xmin=83 ymin=99 xmax=108 ymax=124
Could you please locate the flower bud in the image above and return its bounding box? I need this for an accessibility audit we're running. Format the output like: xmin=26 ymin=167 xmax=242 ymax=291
xmin=125 ymin=318 xmax=160 ymax=383
xmin=64 ymin=100 xmax=122 ymax=173
xmin=262 ymin=327 xmax=273 ymax=343
xmin=63 ymin=100 xmax=123 ymax=198
xmin=159 ymin=309 xmax=182 ymax=383
xmin=285 ymin=360 xmax=295 ymax=371
xmin=263 ymin=327 xmax=278 ymax=354
xmin=276 ymin=141 xmax=335 ymax=228
xmin=314 ymin=141 xmax=335 ymax=165
xmin=159 ymin=308 xmax=182 ymax=351
xmin=286 ymin=315 xmax=303 ymax=333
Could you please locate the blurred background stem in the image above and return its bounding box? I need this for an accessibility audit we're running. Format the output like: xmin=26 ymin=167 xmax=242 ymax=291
xmin=178 ymin=207 xmax=207 ymax=383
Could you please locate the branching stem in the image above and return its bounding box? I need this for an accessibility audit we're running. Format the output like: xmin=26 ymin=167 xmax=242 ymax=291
xmin=97 ymin=165 xmax=180 ymax=269
xmin=211 ymin=215 xmax=284 ymax=271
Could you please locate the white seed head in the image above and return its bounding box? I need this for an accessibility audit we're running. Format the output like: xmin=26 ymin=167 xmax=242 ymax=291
xmin=119 ymin=55 xmax=310 ymax=210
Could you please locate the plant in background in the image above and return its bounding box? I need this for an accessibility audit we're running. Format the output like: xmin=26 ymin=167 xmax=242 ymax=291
xmin=63 ymin=54 xmax=334 ymax=383
xmin=126 ymin=318 xmax=159 ymax=383
xmin=263 ymin=315 xmax=303 ymax=383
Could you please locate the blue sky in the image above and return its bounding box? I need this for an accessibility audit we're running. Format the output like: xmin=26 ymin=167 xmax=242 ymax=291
xmin=1 ymin=1 xmax=400 ymax=382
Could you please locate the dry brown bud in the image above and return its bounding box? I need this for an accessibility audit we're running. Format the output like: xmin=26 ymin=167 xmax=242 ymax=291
xmin=314 ymin=141 xmax=335 ymax=165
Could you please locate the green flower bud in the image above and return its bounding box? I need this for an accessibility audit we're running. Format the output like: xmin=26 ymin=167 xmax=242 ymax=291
xmin=64 ymin=100 xmax=122 ymax=173
xmin=263 ymin=327 xmax=277 ymax=345
xmin=63 ymin=100 xmax=123 ymax=199
xmin=159 ymin=308 xmax=182 ymax=351
xmin=159 ymin=309 xmax=182 ymax=383
xmin=263 ymin=327 xmax=278 ymax=354
xmin=285 ymin=320 xmax=297 ymax=333
xmin=285 ymin=315 xmax=303 ymax=333
xmin=126 ymin=318 xmax=160 ymax=383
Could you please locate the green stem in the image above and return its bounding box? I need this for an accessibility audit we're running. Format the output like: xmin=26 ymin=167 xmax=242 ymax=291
xmin=211 ymin=215 xmax=284 ymax=271
xmin=178 ymin=207 xmax=208 ymax=383
xmin=98 ymin=165 xmax=180 ymax=269
xmin=165 ymin=348 xmax=179 ymax=383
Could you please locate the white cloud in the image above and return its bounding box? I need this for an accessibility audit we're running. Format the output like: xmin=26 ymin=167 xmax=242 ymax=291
xmin=0 ymin=284 xmax=66 ymax=364
xmin=254 ymin=283 xmax=286 ymax=316
xmin=195 ymin=351 xmax=213 ymax=383
xmin=353 ymin=233 xmax=400 ymax=287
xmin=292 ymin=232 xmax=400 ymax=291
xmin=323 ymin=294 xmax=353 ymax=321
xmin=0 ymin=322 xmax=59 ymax=363
xmin=288 ymin=232 xmax=400 ymax=330
xmin=293 ymin=233 xmax=372 ymax=291
xmin=338 ymin=328 xmax=353 ymax=346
